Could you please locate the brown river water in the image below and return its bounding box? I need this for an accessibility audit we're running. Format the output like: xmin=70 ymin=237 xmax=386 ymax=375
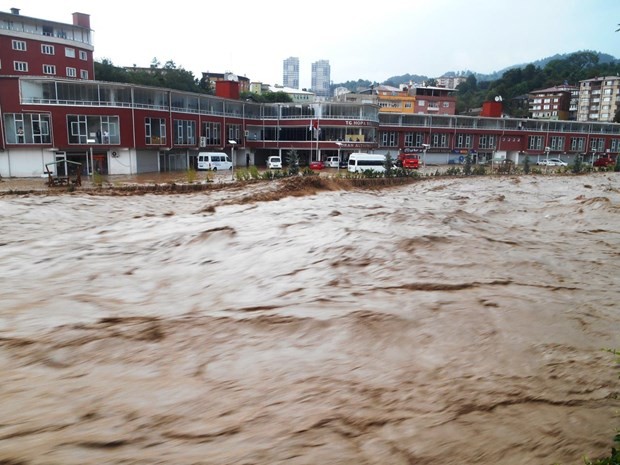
xmin=0 ymin=173 xmax=619 ymax=465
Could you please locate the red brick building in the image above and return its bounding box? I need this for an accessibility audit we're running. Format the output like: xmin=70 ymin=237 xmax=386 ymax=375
xmin=0 ymin=8 xmax=94 ymax=80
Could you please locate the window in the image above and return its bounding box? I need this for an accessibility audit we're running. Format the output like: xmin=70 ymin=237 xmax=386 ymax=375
xmin=590 ymin=138 xmax=605 ymax=152
xmin=65 ymin=47 xmax=76 ymax=58
xmin=570 ymin=137 xmax=585 ymax=151
xmin=43 ymin=65 xmax=56 ymax=75
xmin=201 ymin=121 xmax=221 ymax=146
xmin=528 ymin=135 xmax=544 ymax=150
xmin=174 ymin=119 xmax=196 ymax=145
xmin=14 ymin=61 xmax=28 ymax=72
xmin=12 ymin=40 xmax=26 ymax=51
xmin=41 ymin=44 xmax=55 ymax=55
xmin=443 ymin=102 xmax=450 ymax=108
xmin=67 ymin=115 xmax=120 ymax=145
xmin=145 ymin=117 xmax=167 ymax=145
xmin=226 ymin=124 xmax=241 ymax=142
xmin=478 ymin=135 xmax=496 ymax=150
xmin=66 ymin=67 xmax=77 ymax=78
xmin=611 ymin=139 xmax=620 ymax=152
xmin=418 ymin=100 xmax=425 ymax=107
xmin=550 ymin=136 xmax=565 ymax=151
xmin=432 ymin=133 xmax=449 ymax=148
xmin=79 ymin=50 xmax=87 ymax=60
xmin=4 ymin=113 xmax=52 ymax=144
xmin=80 ymin=70 xmax=89 ymax=79
xmin=379 ymin=131 xmax=397 ymax=147
xmin=455 ymin=133 xmax=472 ymax=149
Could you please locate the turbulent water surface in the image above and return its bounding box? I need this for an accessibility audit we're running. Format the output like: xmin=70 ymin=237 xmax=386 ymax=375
xmin=1 ymin=173 xmax=619 ymax=465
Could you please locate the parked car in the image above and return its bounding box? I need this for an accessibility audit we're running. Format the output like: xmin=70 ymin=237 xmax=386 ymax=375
xmin=267 ymin=156 xmax=282 ymax=169
xmin=593 ymin=156 xmax=615 ymax=167
xmin=537 ymin=158 xmax=567 ymax=166
xmin=309 ymin=160 xmax=325 ymax=170
xmin=326 ymin=156 xmax=340 ymax=168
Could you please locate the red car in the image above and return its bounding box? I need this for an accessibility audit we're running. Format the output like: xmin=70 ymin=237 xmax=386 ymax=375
xmin=593 ymin=156 xmax=615 ymax=167
xmin=309 ymin=160 xmax=325 ymax=170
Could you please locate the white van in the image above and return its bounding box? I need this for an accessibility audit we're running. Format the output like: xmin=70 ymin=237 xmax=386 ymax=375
xmin=267 ymin=156 xmax=282 ymax=169
xmin=326 ymin=156 xmax=340 ymax=168
xmin=197 ymin=152 xmax=232 ymax=171
xmin=347 ymin=153 xmax=386 ymax=173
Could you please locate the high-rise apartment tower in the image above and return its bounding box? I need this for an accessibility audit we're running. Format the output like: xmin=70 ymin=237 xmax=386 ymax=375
xmin=283 ymin=57 xmax=299 ymax=89
xmin=311 ymin=59 xmax=331 ymax=98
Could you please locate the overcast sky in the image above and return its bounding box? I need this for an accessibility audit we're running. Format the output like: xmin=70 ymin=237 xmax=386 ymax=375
xmin=3 ymin=0 xmax=619 ymax=88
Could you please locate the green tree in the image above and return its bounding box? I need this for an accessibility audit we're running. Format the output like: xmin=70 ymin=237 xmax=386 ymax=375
xmin=286 ymin=150 xmax=300 ymax=175
xmin=523 ymin=155 xmax=531 ymax=174
xmin=463 ymin=153 xmax=472 ymax=175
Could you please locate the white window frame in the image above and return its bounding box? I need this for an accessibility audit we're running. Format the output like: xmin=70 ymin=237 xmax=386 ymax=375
xmin=41 ymin=44 xmax=55 ymax=55
xmin=12 ymin=39 xmax=26 ymax=51
xmin=13 ymin=61 xmax=28 ymax=72
xmin=80 ymin=69 xmax=89 ymax=79
xmin=43 ymin=64 xmax=56 ymax=75
xmin=79 ymin=50 xmax=88 ymax=60
xmin=66 ymin=67 xmax=77 ymax=78
xmin=65 ymin=47 xmax=76 ymax=58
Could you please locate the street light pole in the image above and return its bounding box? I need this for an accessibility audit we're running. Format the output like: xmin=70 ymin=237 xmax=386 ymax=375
xmin=336 ymin=142 xmax=342 ymax=175
xmin=229 ymin=140 xmax=237 ymax=181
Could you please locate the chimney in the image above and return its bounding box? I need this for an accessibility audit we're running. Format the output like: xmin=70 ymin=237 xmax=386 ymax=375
xmin=10 ymin=7 xmax=20 ymax=14
xmin=72 ymin=12 xmax=90 ymax=29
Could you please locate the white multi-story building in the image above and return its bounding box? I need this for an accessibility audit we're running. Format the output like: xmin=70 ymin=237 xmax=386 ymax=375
xmin=578 ymin=76 xmax=620 ymax=122
xmin=283 ymin=56 xmax=299 ymax=89
xmin=311 ymin=59 xmax=330 ymax=98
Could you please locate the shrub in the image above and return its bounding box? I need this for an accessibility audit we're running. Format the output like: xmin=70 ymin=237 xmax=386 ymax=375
xmin=463 ymin=154 xmax=472 ymax=175
xmin=523 ymin=156 xmax=531 ymax=174
xmin=286 ymin=150 xmax=300 ymax=176
xmin=572 ymin=155 xmax=583 ymax=174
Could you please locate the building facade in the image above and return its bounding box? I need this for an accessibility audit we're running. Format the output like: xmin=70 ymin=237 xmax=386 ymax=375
xmin=529 ymin=84 xmax=579 ymax=120
xmin=1 ymin=9 xmax=619 ymax=179
xmin=0 ymin=8 xmax=94 ymax=80
xmin=311 ymin=60 xmax=331 ymax=98
xmin=201 ymin=72 xmax=250 ymax=94
xmin=577 ymin=76 xmax=620 ymax=123
xmin=283 ymin=57 xmax=299 ymax=89
xmin=435 ymin=75 xmax=467 ymax=89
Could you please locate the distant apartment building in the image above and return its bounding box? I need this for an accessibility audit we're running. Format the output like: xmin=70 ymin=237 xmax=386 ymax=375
xmin=0 ymin=7 xmax=94 ymax=80
xmin=577 ymin=76 xmax=620 ymax=122
xmin=436 ymin=75 xmax=467 ymax=89
xmin=283 ymin=57 xmax=299 ymax=89
xmin=311 ymin=60 xmax=331 ymax=98
xmin=200 ymin=71 xmax=250 ymax=93
xmin=347 ymin=83 xmax=456 ymax=116
xmin=410 ymin=84 xmax=457 ymax=115
xmin=528 ymin=84 xmax=579 ymax=120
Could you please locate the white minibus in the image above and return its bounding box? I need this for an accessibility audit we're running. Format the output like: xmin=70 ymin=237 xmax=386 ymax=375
xmin=197 ymin=152 xmax=232 ymax=171
xmin=347 ymin=153 xmax=386 ymax=173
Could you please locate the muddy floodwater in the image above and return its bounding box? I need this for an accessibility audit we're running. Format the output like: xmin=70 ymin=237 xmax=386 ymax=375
xmin=1 ymin=173 xmax=619 ymax=465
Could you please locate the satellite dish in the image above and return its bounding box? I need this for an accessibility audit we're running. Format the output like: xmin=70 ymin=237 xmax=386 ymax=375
xmin=494 ymin=96 xmax=499 ymax=102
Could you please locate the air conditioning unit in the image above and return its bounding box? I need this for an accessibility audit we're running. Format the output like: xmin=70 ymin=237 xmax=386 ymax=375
xmin=199 ymin=136 xmax=207 ymax=147
xmin=244 ymin=130 xmax=249 ymax=137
